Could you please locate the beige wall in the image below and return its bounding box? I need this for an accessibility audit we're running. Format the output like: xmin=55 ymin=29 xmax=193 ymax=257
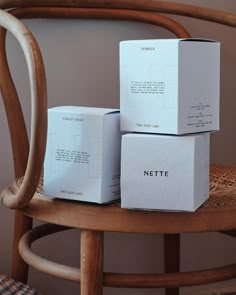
xmin=1 ymin=1 xmax=236 ymax=294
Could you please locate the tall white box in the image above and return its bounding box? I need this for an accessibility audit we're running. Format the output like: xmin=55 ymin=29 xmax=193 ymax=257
xmin=44 ymin=106 xmax=121 ymax=203
xmin=120 ymin=38 xmax=220 ymax=134
xmin=121 ymin=133 xmax=210 ymax=211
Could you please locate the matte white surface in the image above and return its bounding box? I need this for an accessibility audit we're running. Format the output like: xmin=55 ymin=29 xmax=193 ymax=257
xmin=120 ymin=39 xmax=220 ymax=134
xmin=121 ymin=133 xmax=209 ymax=211
xmin=44 ymin=107 xmax=120 ymax=203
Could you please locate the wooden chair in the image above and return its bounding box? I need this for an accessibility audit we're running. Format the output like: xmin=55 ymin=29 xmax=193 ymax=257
xmin=0 ymin=9 xmax=43 ymax=295
xmin=0 ymin=1 xmax=236 ymax=295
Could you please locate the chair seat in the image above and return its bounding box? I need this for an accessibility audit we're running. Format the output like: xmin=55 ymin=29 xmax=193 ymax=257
xmin=14 ymin=164 xmax=236 ymax=234
xmin=0 ymin=275 xmax=40 ymax=295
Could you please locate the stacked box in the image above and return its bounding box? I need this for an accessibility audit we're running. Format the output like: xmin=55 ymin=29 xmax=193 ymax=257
xmin=43 ymin=106 xmax=121 ymax=204
xmin=120 ymin=38 xmax=220 ymax=211
xmin=121 ymin=133 xmax=209 ymax=212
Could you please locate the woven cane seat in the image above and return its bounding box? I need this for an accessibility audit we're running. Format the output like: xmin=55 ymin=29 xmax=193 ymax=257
xmin=0 ymin=275 xmax=40 ymax=295
xmin=10 ymin=163 xmax=236 ymax=290
xmin=35 ymin=164 xmax=236 ymax=209
xmin=12 ymin=163 xmax=236 ymax=234
xmin=205 ymin=164 xmax=236 ymax=208
xmin=29 ymin=164 xmax=236 ymax=206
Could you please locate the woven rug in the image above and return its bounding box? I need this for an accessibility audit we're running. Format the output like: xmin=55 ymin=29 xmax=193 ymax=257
xmin=0 ymin=275 xmax=40 ymax=295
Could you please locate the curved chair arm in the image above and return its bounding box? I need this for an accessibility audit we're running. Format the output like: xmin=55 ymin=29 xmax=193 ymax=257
xmin=0 ymin=9 xmax=47 ymax=209
xmin=10 ymin=7 xmax=190 ymax=38
xmin=0 ymin=5 xmax=191 ymax=210
xmin=0 ymin=1 xmax=235 ymax=209
xmin=0 ymin=0 xmax=235 ymax=27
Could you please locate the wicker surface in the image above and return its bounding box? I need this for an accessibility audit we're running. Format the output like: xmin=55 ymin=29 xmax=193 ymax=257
xmin=12 ymin=164 xmax=236 ymax=290
xmin=25 ymin=164 xmax=236 ymax=211
xmin=0 ymin=275 xmax=40 ymax=295
xmin=203 ymin=164 xmax=236 ymax=209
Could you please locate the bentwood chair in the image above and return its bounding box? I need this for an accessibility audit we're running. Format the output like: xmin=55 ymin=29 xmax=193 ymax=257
xmin=0 ymin=1 xmax=236 ymax=295
xmin=0 ymin=9 xmax=43 ymax=295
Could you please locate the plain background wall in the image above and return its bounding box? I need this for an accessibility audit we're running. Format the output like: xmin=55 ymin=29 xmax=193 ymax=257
xmin=0 ymin=1 xmax=236 ymax=294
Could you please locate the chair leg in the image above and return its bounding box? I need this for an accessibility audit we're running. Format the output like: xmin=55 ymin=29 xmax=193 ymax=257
xmin=80 ymin=229 xmax=104 ymax=295
xmin=11 ymin=211 xmax=32 ymax=283
xmin=164 ymin=234 xmax=180 ymax=295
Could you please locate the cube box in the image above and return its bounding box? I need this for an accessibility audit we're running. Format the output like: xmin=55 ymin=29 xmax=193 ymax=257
xmin=120 ymin=38 xmax=220 ymax=135
xmin=43 ymin=106 xmax=121 ymax=203
xmin=121 ymin=133 xmax=210 ymax=211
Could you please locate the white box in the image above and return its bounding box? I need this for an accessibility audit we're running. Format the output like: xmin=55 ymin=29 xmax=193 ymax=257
xmin=43 ymin=106 xmax=121 ymax=203
xmin=120 ymin=38 xmax=220 ymax=134
xmin=121 ymin=133 xmax=210 ymax=211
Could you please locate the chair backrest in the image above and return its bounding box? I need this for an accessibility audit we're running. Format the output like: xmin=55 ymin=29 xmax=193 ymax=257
xmin=0 ymin=1 xmax=236 ymax=209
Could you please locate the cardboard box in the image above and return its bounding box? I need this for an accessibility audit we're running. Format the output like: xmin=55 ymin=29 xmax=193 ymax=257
xmin=120 ymin=38 xmax=220 ymax=134
xmin=121 ymin=133 xmax=210 ymax=211
xmin=44 ymin=106 xmax=121 ymax=203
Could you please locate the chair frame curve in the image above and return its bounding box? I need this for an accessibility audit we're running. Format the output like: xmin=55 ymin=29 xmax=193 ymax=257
xmin=19 ymin=223 xmax=236 ymax=288
xmin=0 ymin=2 xmax=236 ymax=294
xmin=0 ymin=2 xmax=235 ymax=210
xmin=0 ymin=9 xmax=47 ymax=209
xmin=0 ymin=6 xmax=191 ymax=209
xmin=0 ymin=0 xmax=235 ymax=27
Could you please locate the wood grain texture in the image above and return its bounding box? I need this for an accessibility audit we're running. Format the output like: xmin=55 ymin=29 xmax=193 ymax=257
xmin=81 ymin=230 xmax=103 ymax=295
xmin=12 ymin=165 xmax=236 ymax=234
xmin=10 ymin=212 xmax=32 ymax=283
xmin=18 ymin=223 xmax=236 ymax=288
xmin=16 ymin=194 xmax=236 ymax=234
xmin=0 ymin=9 xmax=47 ymax=209
xmin=0 ymin=27 xmax=29 ymax=178
xmin=10 ymin=7 xmax=190 ymax=38
xmin=19 ymin=224 xmax=81 ymax=282
xmin=0 ymin=0 xmax=235 ymax=26
xmin=103 ymin=263 xmax=236 ymax=288
xmin=164 ymin=234 xmax=180 ymax=295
